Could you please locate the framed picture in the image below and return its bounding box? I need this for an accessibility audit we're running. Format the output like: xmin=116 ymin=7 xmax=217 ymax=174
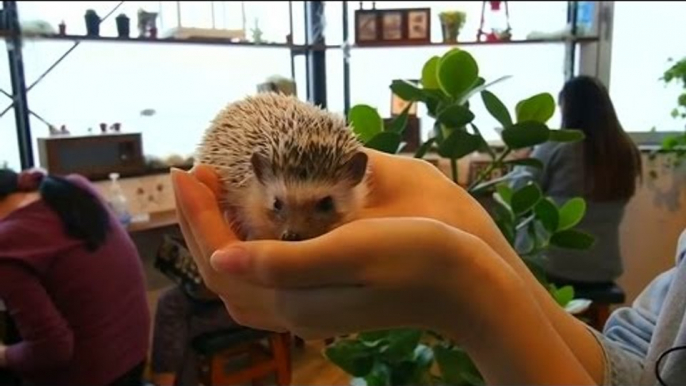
xmin=355 ymin=10 xmax=378 ymax=42
xmin=381 ymin=11 xmax=403 ymax=41
xmin=390 ymin=79 xmax=419 ymax=116
xmin=407 ymin=8 xmax=431 ymax=42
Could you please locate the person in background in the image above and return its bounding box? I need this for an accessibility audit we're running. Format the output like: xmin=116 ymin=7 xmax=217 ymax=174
xmin=0 ymin=168 xmax=150 ymax=386
xmin=508 ymin=75 xmax=643 ymax=285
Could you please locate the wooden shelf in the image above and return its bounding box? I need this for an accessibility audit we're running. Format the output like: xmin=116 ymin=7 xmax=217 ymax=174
xmin=353 ymin=36 xmax=599 ymax=49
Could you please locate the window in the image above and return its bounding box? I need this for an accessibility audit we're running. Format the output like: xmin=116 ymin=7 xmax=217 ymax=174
xmin=609 ymin=1 xmax=686 ymax=133
xmin=13 ymin=1 xmax=296 ymax=166
xmin=324 ymin=1 xmax=571 ymax=142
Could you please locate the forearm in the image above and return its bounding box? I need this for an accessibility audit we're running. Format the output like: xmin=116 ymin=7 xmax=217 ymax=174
xmin=487 ymin=233 xmax=605 ymax=384
xmin=0 ymin=344 xmax=7 ymax=367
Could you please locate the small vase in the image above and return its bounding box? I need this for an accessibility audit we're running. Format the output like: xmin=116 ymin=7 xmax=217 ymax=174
xmin=84 ymin=10 xmax=100 ymax=37
xmin=116 ymin=14 xmax=130 ymax=38
xmin=440 ymin=21 xmax=461 ymax=43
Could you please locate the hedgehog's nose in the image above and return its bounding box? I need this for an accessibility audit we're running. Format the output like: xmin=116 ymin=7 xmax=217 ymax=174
xmin=281 ymin=231 xmax=302 ymax=241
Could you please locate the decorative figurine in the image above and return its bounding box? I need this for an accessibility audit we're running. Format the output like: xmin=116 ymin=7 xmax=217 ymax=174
xmin=137 ymin=9 xmax=158 ymax=38
xmin=100 ymin=122 xmax=107 ymax=133
xmin=84 ymin=9 xmax=101 ymax=37
xmin=111 ymin=122 xmax=122 ymax=132
xmin=58 ymin=20 xmax=66 ymax=35
xmin=251 ymin=18 xmax=263 ymax=43
xmin=116 ymin=13 xmax=130 ymax=38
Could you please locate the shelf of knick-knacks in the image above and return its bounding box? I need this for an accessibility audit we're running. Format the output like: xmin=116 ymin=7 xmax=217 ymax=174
xmin=351 ymin=35 xmax=599 ymax=49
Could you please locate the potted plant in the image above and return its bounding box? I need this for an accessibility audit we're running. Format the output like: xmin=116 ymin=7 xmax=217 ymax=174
xmin=84 ymin=9 xmax=100 ymax=37
xmin=323 ymin=47 xmax=595 ymax=386
xmin=438 ymin=11 xmax=467 ymax=43
xmin=116 ymin=13 xmax=130 ymax=38
xmin=656 ymin=56 xmax=686 ymax=169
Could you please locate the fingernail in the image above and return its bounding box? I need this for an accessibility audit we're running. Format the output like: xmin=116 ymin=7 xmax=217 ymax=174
xmin=211 ymin=246 xmax=250 ymax=274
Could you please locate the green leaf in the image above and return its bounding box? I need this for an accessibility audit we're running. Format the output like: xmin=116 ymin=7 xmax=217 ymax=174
xmin=390 ymin=80 xmax=424 ymax=102
xmin=436 ymin=104 xmax=475 ymax=128
xmin=437 ymin=129 xmax=481 ymax=159
xmin=324 ymin=340 xmax=375 ymax=377
xmin=387 ymin=104 xmax=410 ymax=134
xmin=469 ymin=173 xmax=517 ymax=195
xmin=558 ymin=198 xmax=586 ymax=231
xmin=459 ymin=75 xmax=513 ymax=104
xmin=501 ymin=121 xmax=550 ymax=149
xmin=481 ymin=90 xmax=513 ymax=128
xmin=553 ymin=285 xmax=575 ymax=307
xmin=504 ymin=158 xmax=544 ymax=169
xmin=437 ymin=49 xmax=479 ymax=99
xmin=414 ymin=137 xmax=436 ymax=158
xmin=548 ymin=129 xmax=585 ymax=142
xmin=434 ymin=345 xmax=483 ymax=386
xmin=496 ymin=183 xmax=513 ymax=205
xmin=349 ymin=105 xmax=383 ymax=143
xmin=421 ymin=56 xmax=441 ymax=90
xmin=364 ymin=363 xmax=392 ymax=386
xmin=383 ymin=329 xmax=422 ymax=362
xmin=359 ymin=330 xmax=390 ymax=343
xmin=511 ymin=183 xmax=542 ymax=215
xmin=534 ymin=198 xmax=559 ymax=233
xmin=550 ymin=229 xmax=595 ymax=250
xmin=365 ymin=132 xmax=403 ymax=154
xmin=515 ymin=93 xmax=556 ymax=123
xmin=414 ymin=344 xmax=434 ymax=372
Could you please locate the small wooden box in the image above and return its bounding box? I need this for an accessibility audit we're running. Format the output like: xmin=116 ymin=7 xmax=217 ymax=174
xmin=37 ymin=132 xmax=146 ymax=180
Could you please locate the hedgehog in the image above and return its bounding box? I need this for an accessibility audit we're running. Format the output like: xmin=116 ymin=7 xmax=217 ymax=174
xmin=195 ymin=92 xmax=370 ymax=242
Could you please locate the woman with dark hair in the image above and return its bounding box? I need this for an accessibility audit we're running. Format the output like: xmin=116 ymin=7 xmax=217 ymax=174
xmin=0 ymin=169 xmax=150 ymax=386
xmin=508 ymin=75 xmax=643 ymax=285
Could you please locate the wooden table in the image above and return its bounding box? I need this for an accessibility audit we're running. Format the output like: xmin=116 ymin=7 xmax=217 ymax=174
xmin=126 ymin=209 xmax=179 ymax=233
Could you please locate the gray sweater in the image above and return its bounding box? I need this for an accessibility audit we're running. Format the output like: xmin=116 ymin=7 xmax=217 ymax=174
xmin=508 ymin=141 xmax=630 ymax=282
xmin=591 ymin=229 xmax=686 ymax=385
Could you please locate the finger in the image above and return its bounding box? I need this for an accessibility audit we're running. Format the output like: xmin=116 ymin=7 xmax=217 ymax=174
xmin=189 ymin=163 xmax=222 ymax=199
xmin=171 ymin=168 xmax=240 ymax=260
xmin=210 ymin=217 xmax=452 ymax=289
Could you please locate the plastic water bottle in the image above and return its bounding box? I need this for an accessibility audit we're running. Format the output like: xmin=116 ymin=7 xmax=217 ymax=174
xmin=108 ymin=172 xmax=132 ymax=226
xmin=576 ymin=1 xmax=595 ymax=37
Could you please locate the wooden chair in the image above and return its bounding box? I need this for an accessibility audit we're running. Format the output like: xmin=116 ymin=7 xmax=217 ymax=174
xmin=192 ymin=328 xmax=292 ymax=386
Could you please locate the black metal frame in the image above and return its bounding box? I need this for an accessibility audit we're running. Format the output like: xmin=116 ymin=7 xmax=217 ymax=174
xmin=3 ymin=0 xmax=32 ymax=169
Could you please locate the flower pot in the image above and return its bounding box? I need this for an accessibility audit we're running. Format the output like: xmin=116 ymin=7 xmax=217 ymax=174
xmin=116 ymin=14 xmax=130 ymax=38
xmin=440 ymin=21 xmax=461 ymax=43
xmin=84 ymin=10 xmax=100 ymax=36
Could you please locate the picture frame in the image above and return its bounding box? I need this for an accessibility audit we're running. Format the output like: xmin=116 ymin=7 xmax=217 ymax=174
xmin=406 ymin=8 xmax=431 ymax=42
xmin=354 ymin=7 xmax=432 ymax=46
xmin=355 ymin=10 xmax=379 ymax=43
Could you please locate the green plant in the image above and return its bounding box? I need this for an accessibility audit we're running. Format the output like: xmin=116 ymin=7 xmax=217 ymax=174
xmin=438 ymin=11 xmax=467 ymax=27
xmin=657 ymin=56 xmax=686 ymax=168
xmin=323 ymin=47 xmax=595 ymax=386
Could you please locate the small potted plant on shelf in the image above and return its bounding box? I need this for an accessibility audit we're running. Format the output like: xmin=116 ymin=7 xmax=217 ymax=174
xmin=84 ymin=9 xmax=100 ymax=37
xmin=116 ymin=13 xmax=130 ymax=38
xmin=439 ymin=10 xmax=467 ymax=43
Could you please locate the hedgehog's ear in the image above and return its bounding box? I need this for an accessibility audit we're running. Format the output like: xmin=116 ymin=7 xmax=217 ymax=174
xmin=341 ymin=151 xmax=368 ymax=187
xmin=251 ymin=152 xmax=274 ymax=185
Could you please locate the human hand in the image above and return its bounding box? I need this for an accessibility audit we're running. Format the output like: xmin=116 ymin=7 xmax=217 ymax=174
xmin=171 ymin=165 xmax=510 ymax=342
xmin=0 ymin=343 xmax=7 ymax=367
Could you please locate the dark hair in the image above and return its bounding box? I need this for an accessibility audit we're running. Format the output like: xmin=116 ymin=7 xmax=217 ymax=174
xmin=0 ymin=169 xmax=111 ymax=252
xmin=559 ymin=76 xmax=643 ymax=202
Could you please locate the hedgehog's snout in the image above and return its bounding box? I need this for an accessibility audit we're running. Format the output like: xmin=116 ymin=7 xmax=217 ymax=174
xmin=281 ymin=231 xmax=303 ymax=242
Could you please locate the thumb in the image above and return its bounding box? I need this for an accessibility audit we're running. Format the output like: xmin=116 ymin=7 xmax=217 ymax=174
xmin=208 ymin=217 xmax=451 ymax=289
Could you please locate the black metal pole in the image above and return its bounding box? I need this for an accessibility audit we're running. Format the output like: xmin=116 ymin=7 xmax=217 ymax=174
xmin=564 ymin=1 xmax=579 ymax=81
xmin=4 ymin=0 xmax=33 ymax=169
xmin=304 ymin=1 xmax=327 ymax=108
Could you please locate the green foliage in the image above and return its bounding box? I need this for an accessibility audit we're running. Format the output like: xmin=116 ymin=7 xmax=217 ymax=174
xmin=657 ymin=56 xmax=686 ymax=167
xmin=326 ymin=48 xmax=594 ymax=386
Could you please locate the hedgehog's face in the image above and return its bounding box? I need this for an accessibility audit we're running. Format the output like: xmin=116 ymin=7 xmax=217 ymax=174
xmin=245 ymin=151 xmax=368 ymax=241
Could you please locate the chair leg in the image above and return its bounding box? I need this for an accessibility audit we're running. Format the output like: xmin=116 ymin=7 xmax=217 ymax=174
xmin=270 ymin=333 xmax=292 ymax=386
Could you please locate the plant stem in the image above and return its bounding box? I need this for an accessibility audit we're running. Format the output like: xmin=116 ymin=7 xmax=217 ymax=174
xmin=468 ymin=147 xmax=512 ymax=192
xmin=450 ymin=157 xmax=458 ymax=184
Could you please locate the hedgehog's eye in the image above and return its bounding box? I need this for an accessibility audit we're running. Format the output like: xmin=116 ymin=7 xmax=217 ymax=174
xmin=273 ymin=198 xmax=283 ymax=212
xmin=316 ymin=196 xmax=335 ymax=213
